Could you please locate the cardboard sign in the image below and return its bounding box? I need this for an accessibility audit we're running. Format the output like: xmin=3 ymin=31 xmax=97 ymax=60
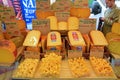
xmin=46 ymin=50 xmax=61 ymax=56
xmin=5 ymin=21 xmax=21 ymax=37
xmin=24 ymin=51 xmax=40 ymax=59
xmin=36 ymin=0 xmax=50 ymax=10
xmin=53 ymin=0 xmax=72 ymax=12
xmin=79 ymin=18 xmax=96 ymax=34
xmin=32 ymin=19 xmax=50 ymax=35
xmin=68 ymin=50 xmax=82 ymax=59
xmin=74 ymin=0 xmax=89 ymax=8
xmin=55 ymin=12 xmax=70 ymax=22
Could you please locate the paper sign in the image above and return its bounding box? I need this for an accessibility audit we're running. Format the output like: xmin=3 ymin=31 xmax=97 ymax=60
xmin=36 ymin=0 xmax=50 ymax=10
xmin=5 ymin=21 xmax=21 ymax=37
xmin=32 ymin=19 xmax=50 ymax=35
xmin=53 ymin=0 xmax=72 ymax=12
xmin=74 ymin=0 xmax=89 ymax=8
xmin=68 ymin=50 xmax=82 ymax=59
xmin=46 ymin=50 xmax=61 ymax=56
xmin=24 ymin=51 xmax=40 ymax=59
xmin=55 ymin=12 xmax=70 ymax=22
xmin=79 ymin=18 xmax=96 ymax=34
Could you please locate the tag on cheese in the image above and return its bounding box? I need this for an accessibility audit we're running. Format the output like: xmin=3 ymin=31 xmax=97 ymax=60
xmin=0 ymin=40 xmax=17 ymax=64
xmin=47 ymin=31 xmax=62 ymax=50
xmin=90 ymin=30 xmax=108 ymax=46
xmin=47 ymin=16 xmax=58 ymax=30
xmin=23 ymin=30 xmax=41 ymax=47
xmin=68 ymin=17 xmax=79 ymax=30
xmin=68 ymin=31 xmax=86 ymax=46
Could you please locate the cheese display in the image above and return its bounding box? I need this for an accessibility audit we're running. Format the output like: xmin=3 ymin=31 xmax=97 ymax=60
xmin=68 ymin=31 xmax=86 ymax=52
xmin=90 ymin=30 xmax=108 ymax=46
xmin=38 ymin=53 xmax=62 ymax=77
xmin=68 ymin=57 xmax=90 ymax=77
xmin=23 ymin=30 xmax=41 ymax=47
xmin=90 ymin=57 xmax=114 ymax=76
xmin=0 ymin=40 xmax=17 ymax=64
xmin=68 ymin=17 xmax=79 ymax=30
xmin=47 ymin=31 xmax=62 ymax=50
xmin=58 ymin=21 xmax=68 ymax=30
xmin=13 ymin=58 xmax=39 ymax=78
xmin=47 ymin=16 xmax=58 ymax=30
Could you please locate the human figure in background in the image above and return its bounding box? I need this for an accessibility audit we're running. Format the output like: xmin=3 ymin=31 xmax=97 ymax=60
xmin=98 ymin=0 xmax=120 ymax=36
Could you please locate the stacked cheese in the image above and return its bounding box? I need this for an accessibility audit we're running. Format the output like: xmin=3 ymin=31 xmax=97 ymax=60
xmin=90 ymin=30 xmax=108 ymax=46
xmin=90 ymin=57 xmax=114 ymax=76
xmin=47 ymin=31 xmax=62 ymax=50
xmin=68 ymin=57 xmax=90 ymax=77
xmin=13 ymin=58 xmax=39 ymax=78
xmin=38 ymin=53 xmax=62 ymax=77
xmin=68 ymin=31 xmax=86 ymax=52
xmin=0 ymin=40 xmax=17 ymax=64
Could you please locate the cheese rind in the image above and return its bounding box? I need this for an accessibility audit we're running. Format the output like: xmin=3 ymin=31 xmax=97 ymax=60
xmin=23 ymin=30 xmax=41 ymax=47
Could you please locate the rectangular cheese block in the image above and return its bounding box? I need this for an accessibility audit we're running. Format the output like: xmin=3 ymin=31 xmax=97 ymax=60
xmin=90 ymin=30 xmax=108 ymax=46
xmin=47 ymin=31 xmax=62 ymax=50
xmin=23 ymin=30 xmax=41 ymax=47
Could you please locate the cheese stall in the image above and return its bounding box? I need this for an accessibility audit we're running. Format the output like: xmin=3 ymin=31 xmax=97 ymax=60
xmin=0 ymin=0 xmax=120 ymax=80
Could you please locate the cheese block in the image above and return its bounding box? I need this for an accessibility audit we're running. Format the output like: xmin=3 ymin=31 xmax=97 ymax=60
xmin=23 ymin=30 xmax=41 ymax=47
xmin=47 ymin=31 xmax=62 ymax=50
xmin=90 ymin=30 xmax=108 ymax=46
xmin=68 ymin=17 xmax=79 ymax=30
xmin=0 ymin=40 xmax=17 ymax=64
xmin=47 ymin=16 xmax=58 ymax=30
xmin=68 ymin=31 xmax=86 ymax=52
xmin=58 ymin=21 xmax=68 ymax=30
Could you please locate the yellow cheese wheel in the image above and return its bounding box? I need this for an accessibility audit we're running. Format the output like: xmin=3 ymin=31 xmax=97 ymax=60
xmin=23 ymin=30 xmax=41 ymax=47
xmin=47 ymin=16 xmax=58 ymax=30
xmin=0 ymin=40 xmax=17 ymax=64
xmin=111 ymin=23 xmax=120 ymax=35
xmin=68 ymin=17 xmax=79 ymax=30
xmin=58 ymin=21 xmax=68 ymax=30
xmin=90 ymin=30 xmax=108 ymax=46
xmin=47 ymin=31 xmax=62 ymax=50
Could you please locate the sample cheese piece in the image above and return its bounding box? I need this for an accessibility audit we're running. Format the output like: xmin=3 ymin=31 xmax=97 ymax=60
xmin=47 ymin=16 xmax=58 ymax=30
xmin=0 ymin=40 xmax=17 ymax=64
xmin=68 ymin=17 xmax=79 ymax=30
xmin=68 ymin=31 xmax=86 ymax=52
xmin=58 ymin=21 xmax=68 ymax=30
xmin=90 ymin=30 xmax=108 ymax=46
xmin=47 ymin=31 xmax=62 ymax=50
xmin=23 ymin=30 xmax=41 ymax=47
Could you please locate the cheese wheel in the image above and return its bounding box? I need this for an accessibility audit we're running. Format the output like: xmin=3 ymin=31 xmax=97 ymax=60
xmin=47 ymin=31 xmax=62 ymax=50
xmin=68 ymin=17 xmax=79 ymax=30
xmin=23 ymin=30 xmax=41 ymax=47
xmin=0 ymin=40 xmax=17 ymax=64
xmin=58 ymin=21 xmax=68 ymax=30
xmin=68 ymin=31 xmax=86 ymax=52
xmin=90 ymin=30 xmax=108 ymax=46
xmin=47 ymin=16 xmax=58 ymax=30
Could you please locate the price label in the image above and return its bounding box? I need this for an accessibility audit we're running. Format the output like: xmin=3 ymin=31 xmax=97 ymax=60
xmin=55 ymin=12 xmax=70 ymax=22
xmin=5 ymin=21 xmax=21 ymax=37
xmin=36 ymin=0 xmax=50 ymax=10
xmin=74 ymin=0 xmax=89 ymax=8
xmin=24 ymin=51 xmax=40 ymax=59
xmin=32 ymin=19 xmax=50 ymax=35
xmin=68 ymin=50 xmax=82 ymax=59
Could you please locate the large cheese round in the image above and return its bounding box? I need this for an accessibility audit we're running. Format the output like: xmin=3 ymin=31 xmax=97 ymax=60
xmin=0 ymin=40 xmax=17 ymax=64
xmin=47 ymin=31 xmax=62 ymax=50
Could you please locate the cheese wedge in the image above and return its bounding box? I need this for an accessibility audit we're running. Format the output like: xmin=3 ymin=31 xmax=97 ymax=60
xmin=0 ymin=40 xmax=17 ymax=64
xmin=47 ymin=16 xmax=58 ymax=30
xmin=68 ymin=17 xmax=79 ymax=30
xmin=90 ymin=30 xmax=108 ymax=46
xmin=23 ymin=30 xmax=41 ymax=47
xmin=58 ymin=21 xmax=68 ymax=30
xmin=47 ymin=31 xmax=62 ymax=50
